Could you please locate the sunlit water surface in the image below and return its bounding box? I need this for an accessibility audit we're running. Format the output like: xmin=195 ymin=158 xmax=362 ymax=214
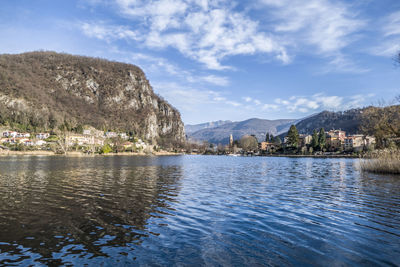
xmin=0 ymin=155 xmax=399 ymax=266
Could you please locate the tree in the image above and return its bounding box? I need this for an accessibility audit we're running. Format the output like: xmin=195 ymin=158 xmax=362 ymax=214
xmin=360 ymin=105 xmax=400 ymax=147
xmin=100 ymin=144 xmax=112 ymax=154
xmin=239 ymin=135 xmax=258 ymax=152
xmin=318 ymin=128 xmax=326 ymax=151
xmin=273 ymin=136 xmax=282 ymax=145
xmin=286 ymin=125 xmax=299 ymax=148
xmin=311 ymin=129 xmax=319 ymax=150
xmin=265 ymin=133 xmax=270 ymax=142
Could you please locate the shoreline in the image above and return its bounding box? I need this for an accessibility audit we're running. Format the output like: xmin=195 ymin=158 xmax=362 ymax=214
xmin=0 ymin=150 xmax=361 ymax=158
xmin=0 ymin=150 xmax=183 ymax=157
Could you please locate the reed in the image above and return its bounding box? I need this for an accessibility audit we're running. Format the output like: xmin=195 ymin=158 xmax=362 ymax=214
xmin=360 ymin=149 xmax=400 ymax=174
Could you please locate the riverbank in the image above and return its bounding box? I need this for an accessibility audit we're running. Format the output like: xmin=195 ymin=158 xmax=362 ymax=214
xmin=0 ymin=150 xmax=182 ymax=157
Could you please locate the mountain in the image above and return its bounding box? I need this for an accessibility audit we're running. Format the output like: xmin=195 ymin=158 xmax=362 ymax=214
xmin=187 ymin=118 xmax=297 ymax=144
xmin=292 ymin=109 xmax=365 ymax=136
xmin=0 ymin=51 xmax=185 ymax=143
xmin=185 ymin=120 xmax=232 ymax=134
xmin=293 ymin=105 xmax=400 ymax=138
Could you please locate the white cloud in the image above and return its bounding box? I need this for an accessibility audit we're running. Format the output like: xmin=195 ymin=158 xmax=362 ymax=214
xmin=259 ymin=0 xmax=365 ymax=54
xmin=81 ymin=22 xmax=138 ymax=41
xmin=152 ymin=81 xmax=240 ymax=113
xmin=370 ymin=11 xmax=400 ymax=58
xmin=262 ymin=103 xmax=279 ymax=111
xmin=111 ymin=50 xmax=230 ymax=86
xmin=270 ymin=93 xmax=373 ymax=113
xmin=243 ymin=97 xmax=252 ymax=102
xmin=200 ymin=75 xmax=230 ymax=86
xmin=383 ymin=11 xmax=400 ymax=37
xmin=81 ymin=0 xmax=289 ymax=69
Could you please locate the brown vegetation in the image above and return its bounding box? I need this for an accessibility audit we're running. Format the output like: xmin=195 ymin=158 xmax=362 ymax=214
xmin=361 ymin=149 xmax=400 ymax=174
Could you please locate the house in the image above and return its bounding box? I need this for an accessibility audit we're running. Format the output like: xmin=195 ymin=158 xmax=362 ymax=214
xmin=105 ymin=131 xmax=118 ymax=138
xmin=327 ymin=138 xmax=342 ymax=151
xmin=327 ymin=130 xmax=346 ymax=141
xmin=259 ymin=142 xmax=277 ymax=152
xmin=17 ymin=133 xmax=30 ymax=138
xmin=23 ymin=140 xmax=35 ymax=146
xmin=344 ymin=135 xmax=364 ymax=151
xmin=83 ymin=129 xmax=91 ymax=135
xmin=3 ymin=131 xmax=18 ymax=138
xmin=35 ymin=140 xmax=47 ymax=146
xmin=122 ymin=141 xmax=133 ymax=149
xmin=299 ymin=134 xmax=312 ymax=147
xmin=119 ymin=133 xmax=129 ymax=140
xmin=66 ymin=134 xmax=105 ymax=146
xmin=36 ymin=133 xmax=50 ymax=140
xmin=326 ymin=130 xmax=346 ymax=151
xmin=364 ymin=136 xmax=376 ymax=148
xmin=66 ymin=134 xmax=93 ymax=146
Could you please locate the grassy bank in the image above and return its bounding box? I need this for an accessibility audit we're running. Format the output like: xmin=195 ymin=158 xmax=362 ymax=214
xmin=361 ymin=150 xmax=400 ymax=174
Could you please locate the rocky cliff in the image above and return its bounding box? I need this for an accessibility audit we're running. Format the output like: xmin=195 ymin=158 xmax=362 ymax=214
xmin=0 ymin=51 xmax=185 ymax=143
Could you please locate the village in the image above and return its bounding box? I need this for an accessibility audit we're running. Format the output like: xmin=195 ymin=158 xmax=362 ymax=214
xmin=189 ymin=128 xmax=377 ymax=156
xmin=0 ymin=128 xmax=150 ymax=154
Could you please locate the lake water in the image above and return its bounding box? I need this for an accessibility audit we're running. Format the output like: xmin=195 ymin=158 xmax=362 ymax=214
xmin=0 ymin=155 xmax=399 ymax=266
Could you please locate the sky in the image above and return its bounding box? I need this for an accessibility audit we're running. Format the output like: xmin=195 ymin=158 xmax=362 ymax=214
xmin=0 ymin=0 xmax=400 ymax=125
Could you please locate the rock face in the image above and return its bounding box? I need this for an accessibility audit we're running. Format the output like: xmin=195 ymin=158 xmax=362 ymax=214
xmin=0 ymin=51 xmax=185 ymax=143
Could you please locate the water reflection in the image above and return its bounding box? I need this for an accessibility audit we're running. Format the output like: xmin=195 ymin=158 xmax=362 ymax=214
xmin=0 ymin=155 xmax=399 ymax=266
xmin=0 ymin=156 xmax=183 ymax=265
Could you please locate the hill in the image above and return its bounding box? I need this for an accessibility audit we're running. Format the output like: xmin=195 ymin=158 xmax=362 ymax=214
xmin=0 ymin=51 xmax=185 ymax=144
xmin=187 ymin=118 xmax=297 ymax=144
xmin=294 ymin=109 xmax=363 ymax=135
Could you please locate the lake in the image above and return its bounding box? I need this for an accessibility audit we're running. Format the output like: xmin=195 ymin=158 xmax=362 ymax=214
xmin=0 ymin=155 xmax=399 ymax=266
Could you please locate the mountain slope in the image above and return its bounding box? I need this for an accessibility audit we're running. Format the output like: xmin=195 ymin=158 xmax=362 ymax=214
xmin=185 ymin=120 xmax=232 ymax=134
xmin=188 ymin=118 xmax=297 ymax=144
xmin=294 ymin=109 xmax=363 ymax=135
xmin=0 ymin=51 xmax=185 ymax=143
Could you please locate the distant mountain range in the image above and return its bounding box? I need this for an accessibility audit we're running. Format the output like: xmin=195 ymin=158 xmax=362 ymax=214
xmin=186 ymin=118 xmax=298 ymax=144
xmin=185 ymin=120 xmax=232 ymax=134
xmin=185 ymin=108 xmax=372 ymax=144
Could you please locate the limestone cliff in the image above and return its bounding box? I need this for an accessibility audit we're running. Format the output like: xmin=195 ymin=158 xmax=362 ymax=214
xmin=0 ymin=51 xmax=185 ymax=143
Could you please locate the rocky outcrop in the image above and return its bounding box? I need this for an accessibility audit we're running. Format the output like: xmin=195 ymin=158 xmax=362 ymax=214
xmin=0 ymin=51 xmax=185 ymax=143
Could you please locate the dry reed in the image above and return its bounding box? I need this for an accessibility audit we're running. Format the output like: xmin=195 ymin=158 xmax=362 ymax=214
xmin=360 ymin=149 xmax=400 ymax=174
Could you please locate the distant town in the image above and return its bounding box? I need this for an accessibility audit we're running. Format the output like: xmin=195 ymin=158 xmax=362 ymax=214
xmin=186 ymin=126 xmax=377 ymax=157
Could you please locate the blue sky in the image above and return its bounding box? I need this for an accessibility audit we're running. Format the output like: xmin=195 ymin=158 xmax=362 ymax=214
xmin=1 ymin=0 xmax=400 ymax=124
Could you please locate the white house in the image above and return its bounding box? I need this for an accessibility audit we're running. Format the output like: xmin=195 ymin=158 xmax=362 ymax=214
xmin=83 ymin=129 xmax=91 ymax=135
xmin=35 ymin=140 xmax=47 ymax=146
xmin=3 ymin=131 xmax=18 ymax=138
xmin=105 ymin=131 xmax=118 ymax=138
xmin=17 ymin=133 xmax=30 ymax=138
xmin=36 ymin=133 xmax=50 ymax=139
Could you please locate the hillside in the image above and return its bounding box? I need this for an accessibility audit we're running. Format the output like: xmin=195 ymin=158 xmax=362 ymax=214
xmin=294 ymin=109 xmax=363 ymax=135
xmin=188 ymin=118 xmax=297 ymax=144
xmin=0 ymin=51 xmax=185 ymax=144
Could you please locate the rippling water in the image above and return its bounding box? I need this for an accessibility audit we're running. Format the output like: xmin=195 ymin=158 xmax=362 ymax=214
xmin=0 ymin=155 xmax=399 ymax=266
